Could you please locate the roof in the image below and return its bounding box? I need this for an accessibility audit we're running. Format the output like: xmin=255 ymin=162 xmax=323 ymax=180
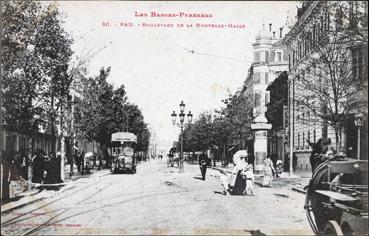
xmin=255 ymin=24 xmax=273 ymax=41
xmin=266 ymin=71 xmax=288 ymax=91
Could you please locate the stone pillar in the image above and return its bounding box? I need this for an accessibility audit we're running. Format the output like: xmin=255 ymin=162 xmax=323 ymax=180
xmin=251 ymin=115 xmax=271 ymax=174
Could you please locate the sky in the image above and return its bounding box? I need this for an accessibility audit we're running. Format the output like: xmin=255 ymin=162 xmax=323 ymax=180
xmin=57 ymin=1 xmax=299 ymax=151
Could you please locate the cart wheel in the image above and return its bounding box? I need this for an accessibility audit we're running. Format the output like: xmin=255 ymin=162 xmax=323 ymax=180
xmin=324 ymin=220 xmax=343 ymax=236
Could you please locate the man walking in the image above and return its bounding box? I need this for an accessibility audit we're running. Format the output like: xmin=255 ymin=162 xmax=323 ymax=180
xmin=198 ymin=151 xmax=209 ymax=180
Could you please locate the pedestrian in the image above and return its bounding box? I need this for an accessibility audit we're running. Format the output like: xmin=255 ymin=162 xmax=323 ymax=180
xmin=8 ymin=153 xmax=23 ymax=199
xmin=98 ymin=154 xmax=103 ymax=170
xmin=44 ymin=152 xmax=61 ymax=191
xmin=75 ymin=151 xmax=81 ymax=173
xmin=276 ymin=160 xmax=283 ymax=177
xmin=221 ymin=155 xmax=247 ymax=195
xmin=262 ymin=155 xmax=275 ymax=187
xmin=244 ymin=163 xmax=255 ymax=196
xmin=293 ymin=153 xmax=297 ymax=172
xmin=32 ymin=150 xmax=45 ymax=185
xmin=80 ymin=151 xmax=85 ymax=175
xmin=284 ymin=154 xmax=290 ymax=172
xmin=55 ymin=152 xmax=62 ymax=182
xmin=198 ymin=151 xmax=209 ymax=180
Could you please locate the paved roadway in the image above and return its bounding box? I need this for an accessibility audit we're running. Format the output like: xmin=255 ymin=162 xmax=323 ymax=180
xmin=1 ymin=160 xmax=313 ymax=235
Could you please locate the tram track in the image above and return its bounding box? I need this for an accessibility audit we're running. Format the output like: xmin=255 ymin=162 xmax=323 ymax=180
xmin=19 ymin=184 xmax=217 ymax=232
xmin=1 ymin=177 xmax=109 ymax=227
xmin=22 ymin=183 xmax=114 ymax=235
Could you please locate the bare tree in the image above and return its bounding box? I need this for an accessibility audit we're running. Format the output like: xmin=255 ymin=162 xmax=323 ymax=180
xmin=294 ymin=15 xmax=367 ymax=150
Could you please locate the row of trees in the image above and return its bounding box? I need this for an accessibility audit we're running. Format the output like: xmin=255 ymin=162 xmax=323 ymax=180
xmin=74 ymin=67 xmax=150 ymax=152
xmin=181 ymin=90 xmax=253 ymax=157
xmin=2 ymin=1 xmax=73 ymax=138
xmin=1 ymin=1 xmax=150 ymax=154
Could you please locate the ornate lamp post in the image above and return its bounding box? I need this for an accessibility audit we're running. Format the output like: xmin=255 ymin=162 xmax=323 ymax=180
xmin=354 ymin=113 xmax=364 ymax=160
xmin=171 ymin=101 xmax=193 ymax=173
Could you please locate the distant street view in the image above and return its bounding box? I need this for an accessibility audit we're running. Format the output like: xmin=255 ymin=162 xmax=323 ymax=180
xmin=1 ymin=1 xmax=368 ymax=235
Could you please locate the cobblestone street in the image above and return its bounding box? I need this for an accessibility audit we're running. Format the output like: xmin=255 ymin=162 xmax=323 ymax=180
xmin=1 ymin=160 xmax=313 ymax=235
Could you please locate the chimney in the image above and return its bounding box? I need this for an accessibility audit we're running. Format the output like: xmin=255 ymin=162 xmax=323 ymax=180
xmin=279 ymin=27 xmax=283 ymax=38
xmin=273 ymin=31 xmax=276 ymax=38
xmin=269 ymin=23 xmax=272 ymax=32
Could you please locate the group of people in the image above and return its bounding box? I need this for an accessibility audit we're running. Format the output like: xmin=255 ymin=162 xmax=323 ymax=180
xmin=221 ymin=154 xmax=255 ymax=196
xmin=2 ymin=149 xmax=64 ymax=199
xmin=198 ymin=151 xmax=255 ymax=196
xmin=198 ymin=149 xmax=294 ymax=196
xmin=31 ymin=150 xmax=63 ymax=190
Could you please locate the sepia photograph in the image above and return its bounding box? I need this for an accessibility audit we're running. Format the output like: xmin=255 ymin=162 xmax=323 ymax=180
xmin=1 ymin=1 xmax=368 ymax=235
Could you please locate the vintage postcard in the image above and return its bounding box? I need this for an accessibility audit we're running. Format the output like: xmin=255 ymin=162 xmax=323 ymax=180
xmin=1 ymin=1 xmax=368 ymax=235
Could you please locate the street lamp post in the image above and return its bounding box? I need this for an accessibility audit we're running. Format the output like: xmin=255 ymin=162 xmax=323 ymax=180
xmin=354 ymin=113 xmax=364 ymax=160
xmin=171 ymin=101 xmax=193 ymax=173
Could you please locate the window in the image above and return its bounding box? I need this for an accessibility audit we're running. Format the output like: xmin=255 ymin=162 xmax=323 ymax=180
xmin=325 ymin=11 xmax=330 ymax=31
xmin=352 ymin=47 xmax=363 ymax=81
xmin=313 ymin=129 xmax=316 ymax=143
xmin=254 ymin=93 xmax=262 ymax=107
xmin=336 ymin=8 xmax=344 ymax=31
xmin=307 ymin=33 xmax=311 ymax=52
xmin=265 ymin=50 xmax=269 ymax=63
xmin=265 ymin=92 xmax=270 ymax=105
xmin=320 ymin=17 xmax=324 ymax=39
xmin=270 ymin=50 xmax=275 ymax=62
xmin=265 ymin=73 xmax=269 ymax=84
xmin=276 ymin=52 xmax=282 ymax=61
xmin=349 ymin=2 xmax=358 ymax=29
xmin=308 ymin=131 xmax=311 ymax=143
xmin=312 ymin=24 xmax=316 ymax=46
xmin=298 ymin=133 xmax=300 ymax=149
xmin=254 ymin=73 xmax=261 ymax=84
xmin=1 ymin=108 xmax=5 ymax=125
xmin=254 ymin=52 xmax=260 ymax=62
xmin=302 ymin=132 xmax=305 ymax=149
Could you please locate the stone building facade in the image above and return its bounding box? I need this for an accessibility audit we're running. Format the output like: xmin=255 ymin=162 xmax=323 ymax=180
xmin=243 ymin=24 xmax=289 ymax=172
xmin=283 ymin=1 xmax=368 ymax=169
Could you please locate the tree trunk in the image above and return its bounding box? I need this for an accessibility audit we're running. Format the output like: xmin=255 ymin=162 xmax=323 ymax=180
xmin=51 ymin=94 xmax=56 ymax=153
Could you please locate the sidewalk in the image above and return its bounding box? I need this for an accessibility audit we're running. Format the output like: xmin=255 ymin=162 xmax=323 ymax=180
xmin=1 ymin=167 xmax=110 ymax=214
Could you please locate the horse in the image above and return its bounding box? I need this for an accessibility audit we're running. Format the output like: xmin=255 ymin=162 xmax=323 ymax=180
xmin=307 ymin=139 xmax=323 ymax=173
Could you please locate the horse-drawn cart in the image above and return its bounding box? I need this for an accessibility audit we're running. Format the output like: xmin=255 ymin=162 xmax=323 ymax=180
xmin=167 ymin=153 xmax=179 ymax=167
xmin=305 ymin=155 xmax=368 ymax=235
